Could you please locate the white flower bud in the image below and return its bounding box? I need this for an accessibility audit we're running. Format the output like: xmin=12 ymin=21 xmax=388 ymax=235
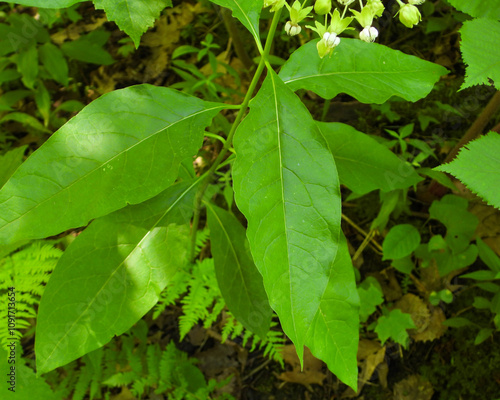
xmin=359 ymin=26 xmax=378 ymax=42
xmin=323 ymin=32 xmax=340 ymax=47
xmin=409 ymin=0 xmax=426 ymax=4
xmin=338 ymin=0 xmax=355 ymax=5
xmin=285 ymin=21 xmax=302 ymax=36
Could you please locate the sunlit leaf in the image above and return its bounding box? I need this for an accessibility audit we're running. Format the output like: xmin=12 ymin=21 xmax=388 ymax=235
xmin=232 ymin=70 xmax=341 ymax=365
xmin=36 ymin=181 xmax=197 ymax=374
xmin=447 ymin=0 xmax=500 ymax=19
xmin=280 ymin=39 xmax=447 ymax=104
xmin=0 ymin=85 xmax=225 ymax=245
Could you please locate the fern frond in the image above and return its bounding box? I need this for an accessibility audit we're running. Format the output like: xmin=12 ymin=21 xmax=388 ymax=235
xmin=153 ymin=270 xmax=190 ymax=319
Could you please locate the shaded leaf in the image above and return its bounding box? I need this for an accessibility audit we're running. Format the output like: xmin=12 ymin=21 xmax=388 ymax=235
xmin=280 ymin=39 xmax=447 ymax=104
xmin=39 ymin=42 xmax=69 ymax=86
xmin=232 ymin=70 xmax=341 ymax=364
xmin=317 ymin=122 xmax=422 ymax=194
xmin=382 ymin=224 xmax=421 ymax=261
xmin=375 ymin=309 xmax=416 ymax=347
xmin=93 ymin=0 xmax=173 ymax=48
xmin=206 ymin=202 xmax=272 ymax=338
xmin=0 ymin=85 xmax=225 ymax=245
xmin=0 ymin=146 xmax=26 ymax=189
xmin=358 ymin=276 xmax=384 ymax=323
xmin=207 ymin=0 xmax=263 ymax=44
xmin=36 ymin=181 xmax=197 ymax=374
xmin=8 ymin=0 xmax=83 ymax=7
xmin=436 ymin=132 xmax=500 ymax=209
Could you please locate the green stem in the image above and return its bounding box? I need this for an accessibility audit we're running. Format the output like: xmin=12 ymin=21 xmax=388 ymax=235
xmin=189 ymin=9 xmax=283 ymax=261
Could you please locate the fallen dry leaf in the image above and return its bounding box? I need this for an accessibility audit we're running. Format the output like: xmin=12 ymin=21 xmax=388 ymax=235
xmin=412 ymin=306 xmax=447 ymax=342
xmin=393 ymin=374 xmax=434 ymax=400
xmin=278 ymin=345 xmax=326 ymax=389
xmin=395 ymin=293 xmax=430 ymax=334
xmin=368 ymin=268 xmax=402 ymax=302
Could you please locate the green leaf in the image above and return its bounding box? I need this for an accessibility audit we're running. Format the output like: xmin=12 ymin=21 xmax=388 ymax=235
xmin=0 ymin=112 xmax=50 ymax=133
xmin=375 ymin=309 xmax=416 ymax=347
xmin=0 ymin=85 xmax=225 ymax=245
xmin=477 ymin=238 xmax=500 ymax=272
xmin=0 ymin=146 xmax=26 ymax=188
xmin=61 ymin=31 xmax=114 ymax=65
xmin=206 ymin=202 xmax=273 ymax=338
xmin=447 ymin=0 xmax=500 ymax=19
xmin=39 ymin=42 xmax=69 ymax=86
xmin=392 ymin=255 xmax=414 ymax=274
xmin=316 ymin=122 xmax=422 ymax=194
xmin=436 ymin=132 xmax=500 ymax=209
xmin=93 ymin=0 xmax=172 ymax=48
xmin=357 ymin=276 xmax=384 ymax=323
xmin=279 ymin=39 xmax=447 ymax=104
xmin=0 ymin=346 xmax=60 ymax=399
xmin=232 ymin=70 xmax=341 ymax=365
xmin=461 ymin=270 xmax=496 ymax=281
xmin=7 ymin=0 xmax=83 ymax=7
xmin=305 ymin=233 xmax=359 ymax=391
xmin=17 ymin=43 xmax=38 ymax=89
xmin=442 ymin=317 xmax=475 ymax=328
xmin=207 ymin=0 xmax=263 ymax=44
xmin=382 ymin=224 xmax=421 ymax=260
xmin=35 ymin=181 xmax=196 ymax=374
xmin=474 ymin=328 xmax=493 ymax=345
xmin=459 ymin=19 xmax=500 ymax=90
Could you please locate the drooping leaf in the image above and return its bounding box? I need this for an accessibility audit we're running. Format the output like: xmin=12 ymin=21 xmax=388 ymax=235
xmin=305 ymin=233 xmax=359 ymax=391
xmin=279 ymin=39 xmax=448 ymax=104
xmin=447 ymin=0 xmax=500 ymax=19
xmin=17 ymin=42 xmax=38 ymax=89
xmin=207 ymin=0 xmax=263 ymax=44
xmin=61 ymin=31 xmax=114 ymax=65
xmin=206 ymin=202 xmax=272 ymax=338
xmin=477 ymin=238 xmax=500 ymax=273
xmin=7 ymin=0 xmax=83 ymax=8
xmin=316 ymin=122 xmax=422 ymax=194
xmin=382 ymin=224 xmax=421 ymax=260
xmin=93 ymin=0 xmax=173 ymax=48
xmin=374 ymin=309 xmax=416 ymax=347
xmin=0 ymin=84 xmax=225 ymax=245
xmin=232 ymin=70 xmax=341 ymax=365
xmin=459 ymin=19 xmax=500 ymax=90
xmin=436 ymin=132 xmax=500 ymax=209
xmin=36 ymin=180 xmax=197 ymax=374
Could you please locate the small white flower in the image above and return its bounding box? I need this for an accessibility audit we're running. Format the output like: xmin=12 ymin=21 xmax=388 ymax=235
xmin=323 ymin=32 xmax=340 ymax=47
xmin=285 ymin=21 xmax=302 ymax=36
xmin=359 ymin=26 xmax=378 ymax=42
xmin=409 ymin=0 xmax=426 ymax=4
xmin=338 ymin=0 xmax=355 ymax=5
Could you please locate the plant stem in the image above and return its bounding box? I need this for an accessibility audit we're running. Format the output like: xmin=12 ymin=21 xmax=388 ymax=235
xmin=189 ymin=9 xmax=283 ymax=261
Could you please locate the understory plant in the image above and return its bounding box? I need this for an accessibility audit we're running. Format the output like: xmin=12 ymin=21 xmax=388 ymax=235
xmin=0 ymin=0 xmax=498 ymax=395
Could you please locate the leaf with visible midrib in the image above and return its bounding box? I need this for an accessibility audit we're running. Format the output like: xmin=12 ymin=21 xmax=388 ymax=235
xmin=280 ymin=39 xmax=448 ymax=104
xmin=0 ymin=84 xmax=225 ymax=246
xmin=8 ymin=0 xmax=83 ymax=7
xmin=93 ymin=0 xmax=173 ymax=47
xmin=208 ymin=0 xmax=262 ymax=44
xmin=232 ymin=70 xmax=342 ymax=364
xmin=36 ymin=180 xmax=197 ymax=375
xmin=206 ymin=202 xmax=272 ymax=338
xmin=447 ymin=0 xmax=500 ymax=19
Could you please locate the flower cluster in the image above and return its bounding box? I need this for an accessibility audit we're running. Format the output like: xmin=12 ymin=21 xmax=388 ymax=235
xmin=263 ymin=0 xmax=426 ymax=58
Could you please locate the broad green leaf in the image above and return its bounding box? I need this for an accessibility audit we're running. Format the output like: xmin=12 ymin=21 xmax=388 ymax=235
xmin=206 ymin=202 xmax=272 ymax=338
xmin=357 ymin=276 xmax=384 ymax=323
xmin=93 ymin=0 xmax=173 ymax=48
xmin=474 ymin=328 xmax=493 ymax=345
xmin=316 ymin=122 xmax=422 ymax=194
xmin=375 ymin=309 xmax=416 ymax=348
xmin=280 ymin=39 xmax=447 ymax=104
xmin=0 ymin=145 xmax=26 ymax=188
xmin=232 ymin=70 xmax=341 ymax=364
xmin=0 ymin=85 xmax=226 ymax=245
xmin=305 ymin=234 xmax=359 ymax=391
xmin=0 ymin=346 xmax=60 ymax=399
xmin=436 ymin=132 xmax=500 ymax=209
xmin=39 ymin=42 xmax=69 ymax=86
xmin=382 ymin=224 xmax=421 ymax=260
xmin=447 ymin=0 xmax=500 ymax=19
xmin=207 ymin=0 xmax=263 ymax=44
xmin=0 ymin=112 xmax=50 ymax=133
xmin=7 ymin=0 xmax=83 ymax=7
xmin=459 ymin=19 xmax=500 ymax=90
xmin=36 ymin=181 xmax=197 ymax=374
